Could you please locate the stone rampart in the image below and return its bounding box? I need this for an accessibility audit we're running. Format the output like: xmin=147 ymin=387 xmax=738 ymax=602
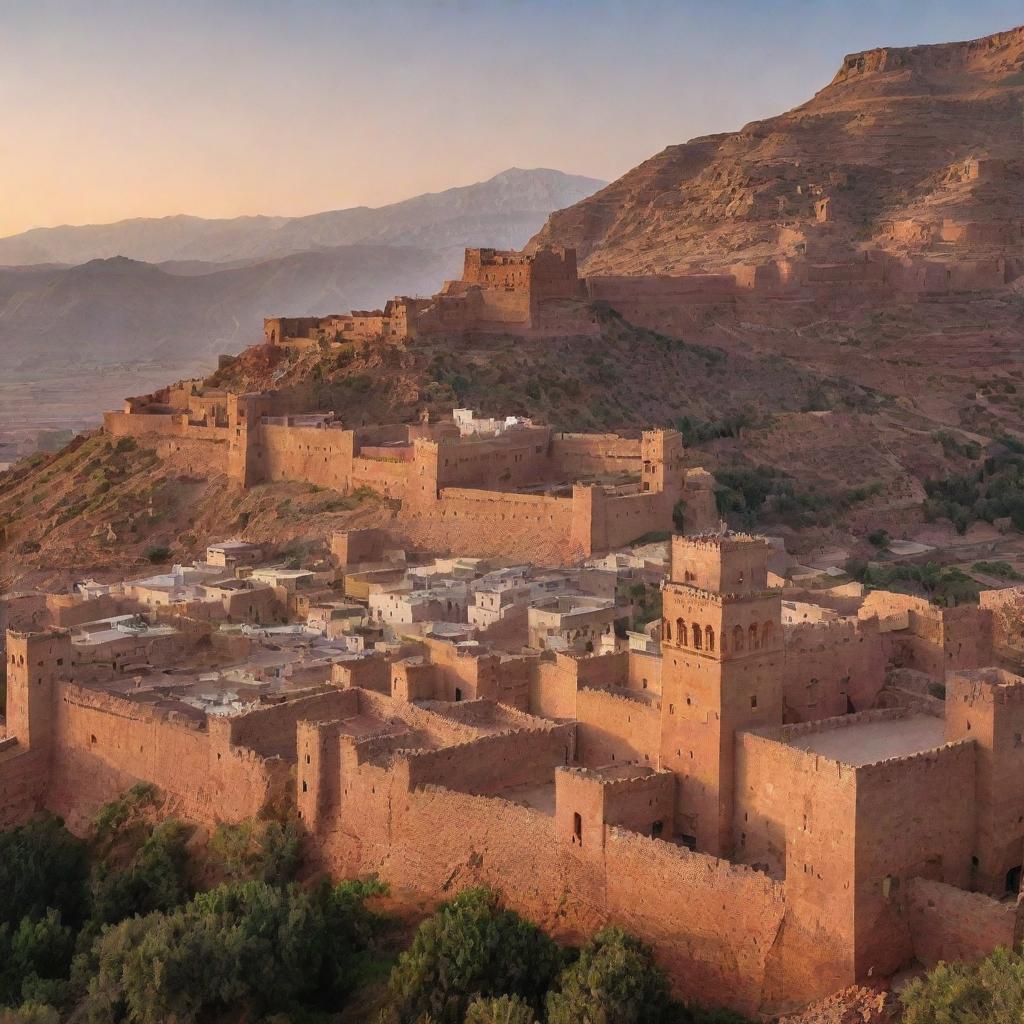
xmin=576 ymin=686 xmax=660 ymax=767
xmin=905 ymin=877 xmax=1021 ymax=968
xmin=44 ymin=683 xmax=290 ymax=830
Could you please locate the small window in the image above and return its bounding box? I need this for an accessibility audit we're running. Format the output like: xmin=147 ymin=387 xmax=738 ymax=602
xmin=651 ymin=820 xmax=664 ymax=839
xmin=454 ymin=687 xmax=463 ymax=702
xmin=302 ymin=781 xmax=308 ymax=793
xmin=573 ymin=812 xmax=582 ymax=845
xmin=750 ymin=695 xmax=758 ymax=709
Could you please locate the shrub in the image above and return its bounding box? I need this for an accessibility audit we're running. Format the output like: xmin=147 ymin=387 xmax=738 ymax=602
xmin=901 ymin=946 xmax=1024 ymax=1024
xmin=89 ymin=819 xmax=193 ymax=926
xmin=464 ymin=993 xmax=537 ymax=1024
xmin=545 ymin=927 xmax=679 ymax=1024
xmin=144 ymin=546 xmax=171 ymax=564
xmin=82 ymin=879 xmax=385 ymax=1023
xmin=209 ymin=814 xmax=303 ymax=885
xmin=384 ymin=888 xmax=562 ymax=1024
xmin=0 ymin=910 xmax=76 ymax=1007
xmin=0 ymin=816 xmax=89 ymax=931
xmin=867 ymin=529 xmax=890 ymax=549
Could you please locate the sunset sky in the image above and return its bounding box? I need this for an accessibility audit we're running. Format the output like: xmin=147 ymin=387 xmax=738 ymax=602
xmin=2 ymin=0 xmax=1021 ymax=237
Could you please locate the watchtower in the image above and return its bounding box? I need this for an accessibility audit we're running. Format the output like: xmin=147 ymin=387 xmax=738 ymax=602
xmin=5 ymin=630 xmax=70 ymax=750
xmin=658 ymin=533 xmax=783 ymax=855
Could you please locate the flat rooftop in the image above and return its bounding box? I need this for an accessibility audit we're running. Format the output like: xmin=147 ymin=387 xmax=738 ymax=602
xmin=787 ymin=713 xmax=946 ymax=766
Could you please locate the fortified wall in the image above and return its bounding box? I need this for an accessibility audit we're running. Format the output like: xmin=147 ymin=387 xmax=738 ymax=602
xmin=105 ymin=391 xmax=720 ymax=563
xmin=3 ymin=534 xmax=1024 ymax=1014
xmin=264 ymin=245 xmax=588 ymax=347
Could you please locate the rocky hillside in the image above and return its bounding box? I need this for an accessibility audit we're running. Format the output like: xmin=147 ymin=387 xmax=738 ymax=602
xmin=3 ymin=306 xmax=1005 ymax=589
xmin=530 ymin=26 xmax=1024 ymax=274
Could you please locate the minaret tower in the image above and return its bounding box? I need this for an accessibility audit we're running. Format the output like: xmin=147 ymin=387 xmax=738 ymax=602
xmin=659 ymin=533 xmax=783 ymax=855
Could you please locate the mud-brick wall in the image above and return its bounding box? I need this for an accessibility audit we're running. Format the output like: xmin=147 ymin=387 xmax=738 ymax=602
xmin=258 ymin=424 xmax=355 ymax=492
xmin=905 ymin=877 xmax=1019 ymax=968
xmin=853 ymin=741 xmax=977 ymax=978
xmin=576 ymin=687 xmax=660 ymax=767
xmin=593 ymin=491 xmax=669 ymax=551
xmin=45 ymin=684 xmax=288 ymax=830
xmin=350 ymin=456 xmax=410 ymax=499
xmin=0 ymin=743 xmax=47 ymax=827
xmin=398 ymin=488 xmax=578 ymax=563
xmin=154 ymin=436 xmax=231 ymax=476
xmin=783 ymin=619 xmax=886 ymax=718
xmin=603 ymin=828 xmax=787 ymax=1013
xmin=549 ymin=434 xmax=642 ymax=478
xmin=325 ymin=779 xmax=800 ymax=1015
xmin=733 ymin=726 xmax=858 ymax=1000
xmin=226 ymin=689 xmax=360 ymax=760
xmin=405 ymin=724 xmax=575 ymax=795
xmin=103 ymin=411 xmax=185 ymax=438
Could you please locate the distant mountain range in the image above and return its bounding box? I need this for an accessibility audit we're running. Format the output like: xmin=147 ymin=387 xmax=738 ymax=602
xmin=0 ymin=168 xmax=604 ymax=378
xmin=0 ymin=168 xmax=604 ymax=267
xmin=0 ymin=246 xmax=455 ymax=374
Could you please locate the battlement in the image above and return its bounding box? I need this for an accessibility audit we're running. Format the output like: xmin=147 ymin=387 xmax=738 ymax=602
xmin=670 ymin=532 xmax=771 ymax=594
xmin=948 ymin=667 xmax=1024 ymax=701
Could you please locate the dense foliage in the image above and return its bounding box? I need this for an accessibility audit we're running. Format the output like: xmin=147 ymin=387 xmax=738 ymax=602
xmin=81 ymin=878 xmax=384 ymax=1023
xmin=383 ymin=888 xmax=563 ymax=1024
xmin=381 ymin=894 xmax=749 ymax=1024
xmin=715 ymin=463 xmax=884 ymax=529
xmin=0 ymin=798 xmax=748 ymax=1024
xmin=923 ymin=443 xmax=1024 ymax=535
xmin=843 ymin=559 xmax=981 ymax=606
xmin=901 ymin=945 xmax=1024 ymax=1023
xmin=0 ymin=785 xmax=387 ymax=1023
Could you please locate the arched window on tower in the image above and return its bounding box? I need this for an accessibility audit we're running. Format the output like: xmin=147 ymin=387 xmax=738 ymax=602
xmin=691 ymin=623 xmax=702 ymax=650
xmin=762 ymin=621 xmax=774 ymax=647
xmin=677 ymin=618 xmax=687 ymax=646
xmin=749 ymin=623 xmax=760 ymax=650
xmin=733 ymin=625 xmax=745 ymax=651
xmin=705 ymin=625 xmax=715 ymax=652
xmin=664 ymin=619 xmax=672 ymax=642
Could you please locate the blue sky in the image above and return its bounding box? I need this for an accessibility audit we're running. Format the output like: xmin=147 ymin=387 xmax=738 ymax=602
xmin=1 ymin=0 xmax=1021 ymax=234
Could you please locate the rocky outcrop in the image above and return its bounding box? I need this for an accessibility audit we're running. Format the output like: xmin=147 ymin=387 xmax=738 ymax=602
xmin=530 ymin=26 xmax=1024 ymax=282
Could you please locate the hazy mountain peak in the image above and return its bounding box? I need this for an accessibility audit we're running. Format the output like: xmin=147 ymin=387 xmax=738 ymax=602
xmin=0 ymin=168 xmax=606 ymax=267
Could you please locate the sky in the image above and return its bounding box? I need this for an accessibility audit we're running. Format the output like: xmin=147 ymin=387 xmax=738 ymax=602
xmin=1 ymin=0 xmax=1021 ymax=237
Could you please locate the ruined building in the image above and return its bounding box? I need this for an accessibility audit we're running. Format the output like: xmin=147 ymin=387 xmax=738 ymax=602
xmin=263 ymin=245 xmax=586 ymax=346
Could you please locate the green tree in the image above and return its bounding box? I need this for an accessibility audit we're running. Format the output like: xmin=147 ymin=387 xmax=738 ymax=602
xmin=901 ymin=946 xmax=1024 ymax=1024
xmin=90 ymin=819 xmax=192 ymax=925
xmin=545 ymin=927 xmax=682 ymax=1024
xmin=464 ymin=993 xmax=537 ymax=1024
xmin=0 ymin=910 xmax=75 ymax=1007
xmin=384 ymin=888 xmax=561 ymax=1024
xmin=209 ymin=814 xmax=303 ymax=885
xmin=81 ymin=878 xmax=385 ymax=1024
xmin=0 ymin=816 xmax=89 ymax=930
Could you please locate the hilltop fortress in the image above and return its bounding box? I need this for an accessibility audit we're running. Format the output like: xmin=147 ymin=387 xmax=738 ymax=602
xmin=3 ymin=530 xmax=1024 ymax=1016
xmin=264 ymin=224 xmax=1020 ymax=353
xmin=263 ymin=245 xmax=588 ymax=344
xmin=104 ymin=391 xmax=719 ymax=564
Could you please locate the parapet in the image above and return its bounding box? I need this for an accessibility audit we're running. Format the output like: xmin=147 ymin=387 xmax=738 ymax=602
xmin=670 ymin=532 xmax=771 ymax=594
xmin=948 ymin=667 xmax=1024 ymax=704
